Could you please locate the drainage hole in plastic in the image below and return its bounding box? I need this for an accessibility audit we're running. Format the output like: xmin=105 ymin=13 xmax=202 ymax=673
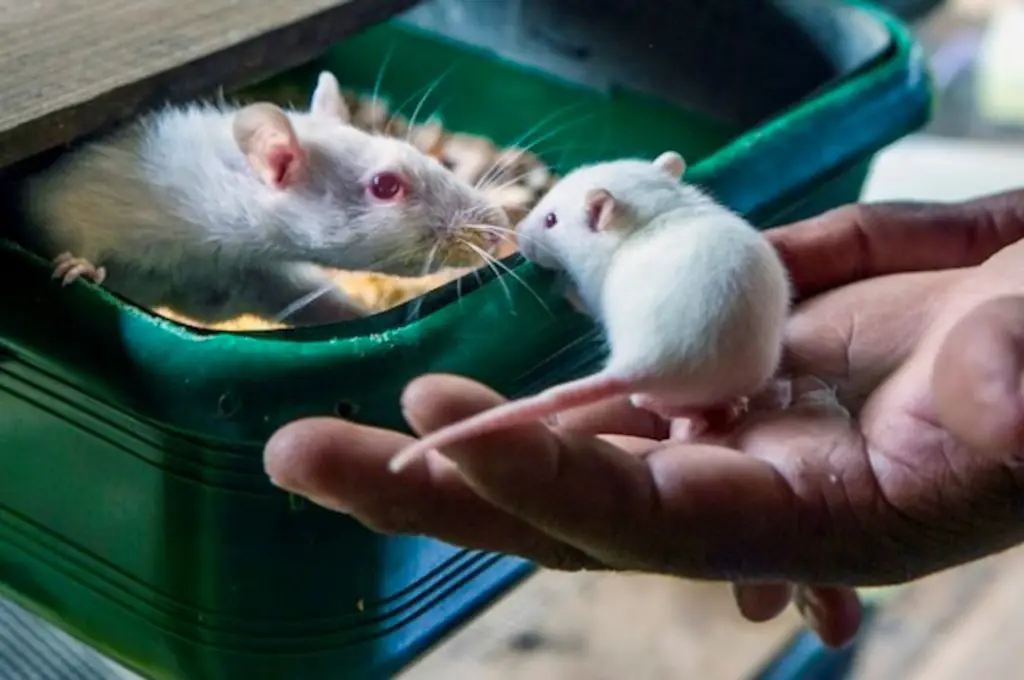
xmin=334 ymin=400 xmax=359 ymax=418
xmin=217 ymin=392 xmax=241 ymax=418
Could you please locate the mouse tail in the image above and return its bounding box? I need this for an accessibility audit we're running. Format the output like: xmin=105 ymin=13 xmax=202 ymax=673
xmin=388 ymin=373 xmax=631 ymax=472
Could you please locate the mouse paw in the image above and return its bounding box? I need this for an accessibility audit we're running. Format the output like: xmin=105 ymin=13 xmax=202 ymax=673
xmin=630 ymin=395 xmax=748 ymax=442
xmin=52 ymin=253 xmax=106 ymax=287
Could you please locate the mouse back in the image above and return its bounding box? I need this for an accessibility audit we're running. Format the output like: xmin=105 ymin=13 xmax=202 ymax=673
xmin=598 ymin=206 xmax=790 ymax=405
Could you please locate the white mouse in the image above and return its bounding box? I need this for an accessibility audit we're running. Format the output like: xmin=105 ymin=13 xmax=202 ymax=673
xmin=389 ymin=150 xmax=791 ymax=472
xmin=17 ymin=71 xmax=509 ymax=326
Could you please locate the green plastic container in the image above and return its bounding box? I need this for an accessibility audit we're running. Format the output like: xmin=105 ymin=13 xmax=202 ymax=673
xmin=0 ymin=3 xmax=931 ymax=679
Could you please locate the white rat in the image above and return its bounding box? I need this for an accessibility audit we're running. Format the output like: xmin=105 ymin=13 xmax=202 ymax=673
xmin=389 ymin=150 xmax=791 ymax=472
xmin=17 ymin=71 xmax=508 ymax=326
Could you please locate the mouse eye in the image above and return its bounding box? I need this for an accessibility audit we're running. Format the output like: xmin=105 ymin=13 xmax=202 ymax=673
xmin=544 ymin=212 xmax=558 ymax=228
xmin=368 ymin=171 xmax=407 ymax=201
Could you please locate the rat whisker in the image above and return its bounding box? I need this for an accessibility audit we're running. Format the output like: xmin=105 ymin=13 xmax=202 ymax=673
xmin=462 ymin=241 xmax=515 ymax=312
xmin=404 ymin=248 xmax=452 ymax=324
xmin=462 ymin=223 xmax=519 ymax=237
xmin=420 ymin=241 xmax=442 ymax=278
xmin=477 ymin=168 xmax=538 ymax=195
xmin=356 ymin=243 xmax=434 ymax=273
xmin=369 ymin=48 xmax=396 ymax=135
xmin=498 ymin=102 xmax=590 ymax=159
xmin=466 ymin=241 xmax=552 ymax=317
xmin=459 ymin=224 xmax=521 ymax=258
xmin=463 ymin=224 xmax=560 ymax=260
xmin=476 ymin=113 xmax=598 ymax=190
xmin=476 ymin=167 xmax=552 ymax=195
xmin=472 ymin=103 xmax=586 ymax=190
xmin=273 ymin=281 xmax=340 ymax=324
xmin=477 ymin=141 xmax=585 ymax=192
xmin=401 ymin=65 xmax=458 ymax=140
xmin=517 ymin=327 xmax=607 ymax=381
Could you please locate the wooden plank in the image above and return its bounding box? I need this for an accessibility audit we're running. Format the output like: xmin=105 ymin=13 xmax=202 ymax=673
xmin=399 ymin=570 xmax=804 ymax=680
xmin=898 ymin=544 xmax=1024 ymax=680
xmin=0 ymin=0 xmax=419 ymax=169
xmin=850 ymin=544 xmax=1024 ymax=680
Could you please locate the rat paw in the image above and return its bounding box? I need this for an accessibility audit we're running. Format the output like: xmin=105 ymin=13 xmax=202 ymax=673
xmin=52 ymin=253 xmax=107 ymax=287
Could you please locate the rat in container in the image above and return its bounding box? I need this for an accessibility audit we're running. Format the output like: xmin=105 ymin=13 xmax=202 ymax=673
xmin=17 ymin=71 xmax=509 ymax=327
xmin=389 ymin=150 xmax=791 ymax=472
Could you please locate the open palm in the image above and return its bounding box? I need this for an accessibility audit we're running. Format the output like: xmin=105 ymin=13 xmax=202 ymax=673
xmin=266 ymin=192 xmax=1024 ymax=647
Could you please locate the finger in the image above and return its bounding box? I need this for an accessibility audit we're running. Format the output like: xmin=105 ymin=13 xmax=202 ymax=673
xmin=768 ymin=190 xmax=1024 ymax=299
xmin=733 ymin=582 xmax=793 ymax=622
xmin=793 ymin=586 xmax=864 ymax=649
xmin=401 ymin=375 xmax=812 ymax=578
xmin=779 ymin=268 xmax=962 ymax=403
xmin=263 ymin=416 xmax=601 ymax=570
xmin=933 ymin=295 xmax=1024 ymax=456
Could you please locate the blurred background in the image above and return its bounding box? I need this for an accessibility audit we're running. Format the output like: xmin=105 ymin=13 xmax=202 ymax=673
xmin=860 ymin=0 xmax=1024 ymax=202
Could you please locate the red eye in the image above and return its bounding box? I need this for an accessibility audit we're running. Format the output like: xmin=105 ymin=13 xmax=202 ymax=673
xmin=544 ymin=212 xmax=558 ymax=228
xmin=368 ymin=171 xmax=406 ymax=201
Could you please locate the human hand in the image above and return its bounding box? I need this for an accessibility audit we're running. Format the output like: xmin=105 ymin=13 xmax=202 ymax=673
xmin=264 ymin=190 xmax=1024 ymax=647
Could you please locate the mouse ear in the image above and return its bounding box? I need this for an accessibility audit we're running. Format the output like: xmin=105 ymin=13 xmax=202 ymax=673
xmin=653 ymin=151 xmax=686 ymax=180
xmin=232 ymin=103 xmax=308 ymax=190
xmin=586 ymin=189 xmax=619 ymax=232
xmin=310 ymin=71 xmax=351 ymax=122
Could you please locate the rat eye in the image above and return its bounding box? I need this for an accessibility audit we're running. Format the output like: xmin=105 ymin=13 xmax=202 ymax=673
xmin=368 ymin=172 xmax=406 ymax=201
xmin=544 ymin=212 xmax=558 ymax=228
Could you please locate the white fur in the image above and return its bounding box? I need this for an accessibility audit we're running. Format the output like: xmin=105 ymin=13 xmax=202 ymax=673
xmin=387 ymin=152 xmax=794 ymax=473
xmin=518 ymin=155 xmax=792 ymax=404
xmin=20 ymin=72 xmax=505 ymax=324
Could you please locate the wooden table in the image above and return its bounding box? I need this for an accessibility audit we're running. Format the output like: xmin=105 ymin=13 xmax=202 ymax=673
xmin=0 ymin=0 xmax=418 ymax=169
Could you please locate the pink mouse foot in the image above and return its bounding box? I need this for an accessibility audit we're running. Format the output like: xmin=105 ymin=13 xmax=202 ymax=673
xmin=630 ymin=394 xmax=748 ymax=442
xmin=52 ymin=253 xmax=107 ymax=287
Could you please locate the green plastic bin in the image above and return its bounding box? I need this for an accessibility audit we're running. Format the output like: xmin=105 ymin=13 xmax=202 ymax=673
xmin=0 ymin=2 xmax=931 ymax=679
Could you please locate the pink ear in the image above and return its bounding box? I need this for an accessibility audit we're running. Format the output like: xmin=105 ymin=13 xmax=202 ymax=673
xmin=309 ymin=71 xmax=350 ymax=122
xmin=586 ymin=189 xmax=617 ymax=231
xmin=232 ymin=103 xmax=308 ymax=190
xmin=653 ymin=151 xmax=686 ymax=179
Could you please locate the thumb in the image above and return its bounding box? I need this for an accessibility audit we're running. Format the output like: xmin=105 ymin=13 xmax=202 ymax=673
xmin=933 ymin=295 xmax=1024 ymax=456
